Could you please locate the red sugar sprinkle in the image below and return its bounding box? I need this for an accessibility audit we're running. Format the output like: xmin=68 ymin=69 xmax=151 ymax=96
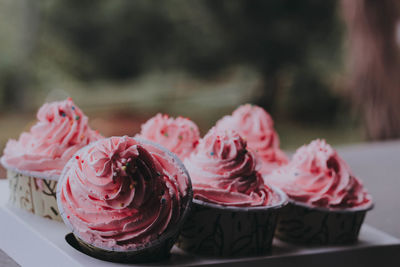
xmin=81 ymin=160 xmax=84 ymax=163
xmin=75 ymin=156 xmax=80 ymax=159
xmin=193 ymin=140 xmax=199 ymax=148
xmin=67 ymin=216 xmax=70 ymax=219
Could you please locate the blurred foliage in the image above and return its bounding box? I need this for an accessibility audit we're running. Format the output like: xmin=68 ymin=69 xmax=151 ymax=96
xmin=0 ymin=0 xmax=345 ymax=124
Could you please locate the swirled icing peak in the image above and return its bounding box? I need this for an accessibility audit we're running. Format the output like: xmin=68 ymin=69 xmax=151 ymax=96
xmin=137 ymin=114 xmax=200 ymax=160
xmin=1 ymin=98 xmax=102 ymax=178
xmin=215 ymin=104 xmax=288 ymax=175
xmin=58 ymin=136 xmax=191 ymax=250
xmin=265 ymin=139 xmax=372 ymax=209
xmin=184 ymin=128 xmax=280 ymax=207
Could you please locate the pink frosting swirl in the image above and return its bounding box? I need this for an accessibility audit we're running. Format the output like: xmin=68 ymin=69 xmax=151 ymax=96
xmin=58 ymin=136 xmax=191 ymax=250
xmin=215 ymin=104 xmax=288 ymax=175
xmin=265 ymin=139 xmax=372 ymax=209
xmin=1 ymin=98 xmax=102 ymax=178
xmin=137 ymin=114 xmax=200 ymax=160
xmin=184 ymin=128 xmax=280 ymax=207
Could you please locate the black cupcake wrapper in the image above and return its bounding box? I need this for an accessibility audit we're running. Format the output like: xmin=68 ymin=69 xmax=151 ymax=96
xmin=177 ymin=187 xmax=288 ymax=257
xmin=275 ymin=201 xmax=373 ymax=245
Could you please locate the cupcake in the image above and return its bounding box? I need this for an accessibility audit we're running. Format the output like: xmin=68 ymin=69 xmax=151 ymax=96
xmin=137 ymin=113 xmax=200 ymax=160
xmin=57 ymin=136 xmax=192 ymax=263
xmin=215 ymin=104 xmax=287 ymax=175
xmin=1 ymin=98 xmax=102 ymax=221
xmin=265 ymin=139 xmax=373 ymax=244
xmin=178 ymin=129 xmax=287 ymax=257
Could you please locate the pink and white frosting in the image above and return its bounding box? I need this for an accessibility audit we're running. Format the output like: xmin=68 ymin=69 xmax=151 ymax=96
xmin=1 ymin=98 xmax=102 ymax=178
xmin=137 ymin=114 xmax=200 ymax=160
xmin=184 ymin=128 xmax=280 ymax=207
xmin=58 ymin=136 xmax=191 ymax=250
xmin=265 ymin=139 xmax=372 ymax=209
xmin=215 ymin=104 xmax=287 ymax=175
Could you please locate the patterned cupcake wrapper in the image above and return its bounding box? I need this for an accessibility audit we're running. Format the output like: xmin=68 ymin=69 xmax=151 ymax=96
xmin=177 ymin=197 xmax=286 ymax=257
xmin=275 ymin=201 xmax=373 ymax=245
xmin=7 ymin=169 xmax=62 ymax=221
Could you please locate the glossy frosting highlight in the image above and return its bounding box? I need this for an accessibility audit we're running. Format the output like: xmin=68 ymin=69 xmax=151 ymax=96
xmin=2 ymin=98 xmax=102 ymax=177
xmin=138 ymin=114 xmax=200 ymax=160
xmin=184 ymin=128 xmax=280 ymax=207
xmin=215 ymin=104 xmax=287 ymax=175
xmin=59 ymin=136 xmax=191 ymax=250
xmin=265 ymin=139 xmax=372 ymax=209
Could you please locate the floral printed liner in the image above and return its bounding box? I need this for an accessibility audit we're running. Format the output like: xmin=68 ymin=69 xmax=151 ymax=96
xmin=177 ymin=201 xmax=280 ymax=257
xmin=7 ymin=170 xmax=61 ymax=221
xmin=275 ymin=202 xmax=371 ymax=245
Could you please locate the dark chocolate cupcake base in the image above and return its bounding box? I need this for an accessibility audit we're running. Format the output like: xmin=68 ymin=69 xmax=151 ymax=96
xmin=275 ymin=201 xmax=374 ymax=245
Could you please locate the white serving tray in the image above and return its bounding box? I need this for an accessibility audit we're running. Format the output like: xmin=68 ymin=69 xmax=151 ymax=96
xmin=0 ymin=179 xmax=399 ymax=267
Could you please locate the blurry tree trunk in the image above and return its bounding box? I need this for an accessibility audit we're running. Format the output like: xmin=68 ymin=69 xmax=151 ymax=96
xmin=342 ymin=0 xmax=400 ymax=140
xmin=3 ymin=0 xmax=39 ymax=111
xmin=3 ymin=71 xmax=25 ymax=109
xmin=255 ymin=72 xmax=279 ymax=114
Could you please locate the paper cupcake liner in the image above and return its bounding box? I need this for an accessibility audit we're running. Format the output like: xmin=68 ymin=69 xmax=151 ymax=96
xmin=58 ymin=137 xmax=193 ymax=263
xmin=7 ymin=169 xmax=62 ymax=221
xmin=177 ymin=186 xmax=288 ymax=257
xmin=275 ymin=201 xmax=374 ymax=245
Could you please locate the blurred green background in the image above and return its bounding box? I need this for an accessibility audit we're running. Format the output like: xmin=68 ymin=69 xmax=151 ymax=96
xmin=0 ymin=0 xmax=362 ymax=153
